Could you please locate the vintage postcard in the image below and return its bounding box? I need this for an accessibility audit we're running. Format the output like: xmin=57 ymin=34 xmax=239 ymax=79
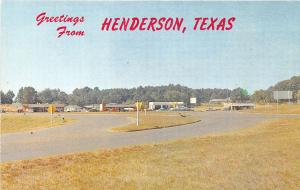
xmin=1 ymin=1 xmax=299 ymax=189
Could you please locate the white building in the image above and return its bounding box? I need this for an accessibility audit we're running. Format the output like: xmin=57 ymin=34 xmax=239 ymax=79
xmin=64 ymin=105 xmax=83 ymax=112
xmin=148 ymin=102 xmax=184 ymax=110
xmin=223 ymin=103 xmax=255 ymax=110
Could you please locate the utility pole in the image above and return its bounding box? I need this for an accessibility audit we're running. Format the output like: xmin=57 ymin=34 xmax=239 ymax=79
xmin=48 ymin=104 xmax=54 ymax=127
xmin=136 ymin=101 xmax=139 ymax=127
xmin=276 ymin=92 xmax=279 ymax=114
xmin=51 ymin=111 xmax=53 ymax=127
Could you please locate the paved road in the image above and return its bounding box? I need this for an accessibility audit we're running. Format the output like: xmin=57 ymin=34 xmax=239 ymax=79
xmin=1 ymin=111 xmax=298 ymax=162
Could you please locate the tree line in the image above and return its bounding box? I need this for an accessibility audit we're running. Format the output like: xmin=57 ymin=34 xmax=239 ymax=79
xmin=1 ymin=75 xmax=299 ymax=106
xmin=251 ymin=75 xmax=300 ymax=103
xmin=1 ymin=85 xmax=250 ymax=106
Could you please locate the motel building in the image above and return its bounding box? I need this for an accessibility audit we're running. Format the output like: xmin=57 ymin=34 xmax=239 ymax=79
xmin=64 ymin=105 xmax=84 ymax=112
xmin=24 ymin=104 xmax=65 ymax=112
xmin=0 ymin=103 xmax=25 ymax=112
xmin=84 ymin=104 xmax=100 ymax=112
xmin=100 ymin=103 xmax=136 ymax=112
xmin=223 ymin=103 xmax=255 ymax=110
xmin=148 ymin=102 xmax=185 ymax=110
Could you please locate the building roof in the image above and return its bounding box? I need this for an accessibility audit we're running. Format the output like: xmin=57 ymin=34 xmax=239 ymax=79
xmin=11 ymin=103 xmax=24 ymax=109
xmin=149 ymin=102 xmax=184 ymax=105
xmin=28 ymin=104 xmax=49 ymax=108
xmin=65 ymin=105 xmax=82 ymax=109
xmin=84 ymin=104 xmax=100 ymax=109
xmin=231 ymin=103 xmax=255 ymax=107
xmin=105 ymin=103 xmax=136 ymax=108
xmin=224 ymin=103 xmax=255 ymax=107
xmin=27 ymin=104 xmax=64 ymax=108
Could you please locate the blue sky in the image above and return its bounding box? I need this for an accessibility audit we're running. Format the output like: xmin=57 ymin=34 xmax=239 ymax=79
xmin=1 ymin=1 xmax=300 ymax=94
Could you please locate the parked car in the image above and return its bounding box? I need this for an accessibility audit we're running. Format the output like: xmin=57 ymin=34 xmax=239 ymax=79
xmin=156 ymin=107 xmax=167 ymax=112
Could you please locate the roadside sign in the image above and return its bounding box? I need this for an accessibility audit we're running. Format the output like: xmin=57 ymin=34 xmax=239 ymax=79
xmin=48 ymin=104 xmax=56 ymax=114
xmin=190 ymin=97 xmax=197 ymax=104
xmin=48 ymin=104 xmax=56 ymax=127
xmin=273 ymin=91 xmax=293 ymax=113
xmin=135 ymin=101 xmax=143 ymax=127
xmin=135 ymin=102 xmax=143 ymax=110
xmin=273 ymin=91 xmax=293 ymax=100
xmin=172 ymin=102 xmax=177 ymax=108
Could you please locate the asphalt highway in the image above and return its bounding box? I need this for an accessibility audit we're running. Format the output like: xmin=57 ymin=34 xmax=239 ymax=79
xmin=1 ymin=111 xmax=298 ymax=162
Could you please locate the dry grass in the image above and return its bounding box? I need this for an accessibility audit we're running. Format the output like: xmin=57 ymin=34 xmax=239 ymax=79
xmin=63 ymin=111 xmax=132 ymax=115
xmin=193 ymin=103 xmax=224 ymax=112
xmin=110 ymin=112 xmax=201 ymax=132
xmin=0 ymin=114 xmax=75 ymax=134
xmin=242 ymin=103 xmax=300 ymax=114
xmin=1 ymin=118 xmax=300 ymax=190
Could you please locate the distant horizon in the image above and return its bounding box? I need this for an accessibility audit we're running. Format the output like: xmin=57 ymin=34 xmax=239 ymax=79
xmin=2 ymin=2 xmax=300 ymax=95
xmin=2 ymin=74 xmax=299 ymax=95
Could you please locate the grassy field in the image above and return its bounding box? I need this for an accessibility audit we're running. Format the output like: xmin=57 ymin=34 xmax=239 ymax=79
xmin=193 ymin=103 xmax=224 ymax=112
xmin=242 ymin=103 xmax=300 ymax=114
xmin=110 ymin=112 xmax=201 ymax=132
xmin=0 ymin=114 xmax=75 ymax=134
xmin=1 ymin=118 xmax=299 ymax=189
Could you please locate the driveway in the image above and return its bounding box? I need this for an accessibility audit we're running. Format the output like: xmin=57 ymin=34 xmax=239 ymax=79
xmin=1 ymin=111 xmax=298 ymax=162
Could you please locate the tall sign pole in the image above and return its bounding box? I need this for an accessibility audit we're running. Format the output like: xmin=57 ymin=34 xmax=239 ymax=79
xmin=273 ymin=91 xmax=293 ymax=114
xmin=136 ymin=101 xmax=139 ymax=126
xmin=48 ymin=104 xmax=55 ymax=127
xmin=277 ymin=95 xmax=279 ymax=114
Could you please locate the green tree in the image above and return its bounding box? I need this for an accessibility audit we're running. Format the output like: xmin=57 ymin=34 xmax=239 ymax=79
xmin=269 ymin=75 xmax=300 ymax=101
xmin=297 ymin=90 xmax=300 ymax=101
xmin=1 ymin=90 xmax=15 ymax=104
xmin=5 ymin=90 xmax=15 ymax=103
xmin=251 ymin=90 xmax=272 ymax=103
xmin=1 ymin=91 xmax=7 ymax=103
xmin=38 ymin=88 xmax=53 ymax=103
xmin=230 ymin=88 xmax=250 ymax=102
xmin=16 ymin=87 xmax=38 ymax=104
xmin=38 ymin=88 xmax=68 ymax=104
